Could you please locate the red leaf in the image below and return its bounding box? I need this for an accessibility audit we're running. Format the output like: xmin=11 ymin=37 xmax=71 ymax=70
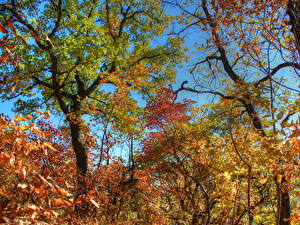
xmin=0 ymin=35 xmax=8 ymax=46
xmin=0 ymin=24 xmax=8 ymax=34
xmin=13 ymin=32 xmax=25 ymax=42
xmin=7 ymin=44 xmax=15 ymax=49
xmin=30 ymin=32 xmax=41 ymax=43
xmin=7 ymin=20 xmax=16 ymax=32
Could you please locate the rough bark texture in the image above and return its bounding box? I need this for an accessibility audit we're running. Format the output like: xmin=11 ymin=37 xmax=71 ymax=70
xmin=276 ymin=177 xmax=291 ymax=225
xmin=280 ymin=192 xmax=291 ymax=225
xmin=69 ymin=120 xmax=88 ymax=187
xmin=287 ymin=0 xmax=300 ymax=56
xmin=68 ymin=97 xmax=88 ymax=189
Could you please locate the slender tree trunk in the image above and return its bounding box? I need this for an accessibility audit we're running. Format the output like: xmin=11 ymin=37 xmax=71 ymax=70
xmin=276 ymin=177 xmax=291 ymax=225
xmin=280 ymin=193 xmax=291 ymax=225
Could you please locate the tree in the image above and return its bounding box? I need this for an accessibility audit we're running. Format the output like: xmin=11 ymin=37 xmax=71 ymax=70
xmin=141 ymin=89 xmax=299 ymax=224
xmin=0 ymin=0 xmax=299 ymax=224
xmin=0 ymin=0 xmax=182 ymax=187
xmin=163 ymin=0 xmax=299 ymax=224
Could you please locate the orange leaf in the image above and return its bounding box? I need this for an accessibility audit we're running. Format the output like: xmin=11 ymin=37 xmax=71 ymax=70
xmin=21 ymin=167 xmax=27 ymax=179
xmin=51 ymin=198 xmax=65 ymax=206
xmin=63 ymin=200 xmax=73 ymax=207
xmin=277 ymin=175 xmax=283 ymax=183
xmin=254 ymin=47 xmax=261 ymax=54
xmin=8 ymin=158 xmax=15 ymax=167
xmin=281 ymin=21 xmax=287 ymax=27
xmin=34 ymin=187 xmax=46 ymax=197
xmin=87 ymin=189 xmax=96 ymax=194
xmin=0 ymin=187 xmax=11 ymax=198
xmin=54 ymin=188 xmax=70 ymax=197
xmin=55 ymin=177 xmax=65 ymax=183
xmin=11 ymin=84 xmax=16 ymax=92
xmin=24 ymin=114 xmax=32 ymax=120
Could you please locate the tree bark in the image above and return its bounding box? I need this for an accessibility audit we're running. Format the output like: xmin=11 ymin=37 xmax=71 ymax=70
xmin=276 ymin=177 xmax=291 ymax=225
xmin=287 ymin=0 xmax=300 ymax=56
xmin=68 ymin=97 xmax=88 ymax=189
xmin=69 ymin=119 xmax=88 ymax=187
xmin=280 ymin=192 xmax=291 ymax=225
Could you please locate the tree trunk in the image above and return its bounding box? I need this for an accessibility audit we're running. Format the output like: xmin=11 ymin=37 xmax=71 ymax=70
xmin=276 ymin=177 xmax=291 ymax=225
xmin=287 ymin=0 xmax=300 ymax=56
xmin=69 ymin=119 xmax=88 ymax=188
xmin=280 ymin=192 xmax=291 ymax=225
xmin=68 ymin=98 xmax=88 ymax=190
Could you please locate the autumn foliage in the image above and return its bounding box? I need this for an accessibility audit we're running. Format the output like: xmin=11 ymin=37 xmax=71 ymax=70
xmin=0 ymin=0 xmax=299 ymax=224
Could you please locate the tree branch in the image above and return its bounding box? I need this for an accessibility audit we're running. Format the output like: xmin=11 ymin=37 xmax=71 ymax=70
xmin=190 ymin=55 xmax=221 ymax=74
xmin=255 ymin=62 xmax=300 ymax=85
xmin=105 ymin=0 xmax=115 ymax=41
xmin=83 ymin=64 xmax=116 ymax=98
xmin=49 ymin=0 xmax=62 ymax=38
xmin=0 ymin=4 xmax=51 ymax=51
xmin=174 ymin=81 xmax=236 ymax=100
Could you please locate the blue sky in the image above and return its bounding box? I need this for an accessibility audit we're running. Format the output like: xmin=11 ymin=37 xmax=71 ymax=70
xmin=1 ymin=1 xmax=299 ymax=124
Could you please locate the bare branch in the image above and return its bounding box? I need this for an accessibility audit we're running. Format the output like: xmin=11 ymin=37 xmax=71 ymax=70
xmin=255 ymin=62 xmax=300 ymax=85
xmin=190 ymin=55 xmax=221 ymax=74
xmin=173 ymin=81 xmax=236 ymax=99
xmin=130 ymin=51 xmax=177 ymax=68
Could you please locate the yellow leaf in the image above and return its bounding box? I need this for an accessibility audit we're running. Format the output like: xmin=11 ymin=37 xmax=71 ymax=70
xmin=14 ymin=115 xmax=24 ymax=122
xmin=259 ymin=178 xmax=268 ymax=184
xmin=43 ymin=142 xmax=58 ymax=151
xmin=223 ymin=172 xmax=231 ymax=180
